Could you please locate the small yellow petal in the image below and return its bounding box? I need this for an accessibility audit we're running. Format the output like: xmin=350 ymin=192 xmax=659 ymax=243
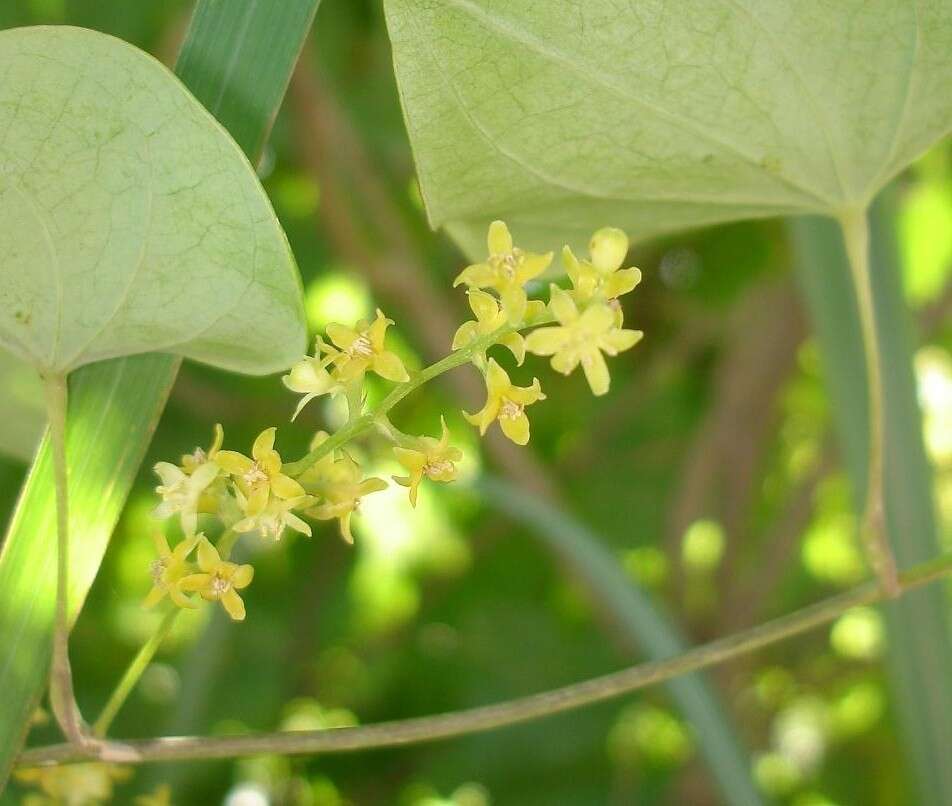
xmin=286 ymin=512 xmax=312 ymax=537
xmin=468 ymin=289 xmax=499 ymax=323
xmin=500 ymin=412 xmax=530 ymax=445
xmin=221 ymin=589 xmax=246 ymax=621
xmin=215 ymin=450 xmax=253 ymax=476
xmin=232 ymin=564 xmax=254 ymax=589
xmin=178 ymin=573 xmax=210 ymax=592
xmin=562 ymin=244 xmax=581 ymax=280
xmin=517 ymin=251 xmax=552 ymax=283
xmin=525 ymin=326 xmax=568 ymax=357
xmin=372 ymin=351 xmax=410 ymax=382
xmin=210 ymin=423 xmax=224 ymax=455
xmin=326 ymin=322 xmax=359 ymax=350
xmin=604 ymin=267 xmax=642 ymax=298
xmin=394 ymin=447 xmax=427 ymax=472
xmin=454 ymin=262 xmax=496 ymax=288
xmin=582 ymin=350 xmax=611 ymax=396
xmin=339 ymin=512 xmax=355 ymax=544
xmin=500 ymin=285 xmax=528 ymax=325
xmin=485 ymin=358 xmax=511 ymax=396
xmin=197 ymin=537 xmax=220 ymax=571
xmin=551 ymin=349 xmax=580 ymax=375
xmin=246 ymin=485 xmax=269 ymax=517
xmin=487 ymin=220 xmax=513 ymax=255
xmin=548 ymin=284 xmax=578 ymax=325
xmin=252 ymin=428 xmax=277 ymax=462
xmin=500 ymin=331 xmax=526 ymax=365
xmin=602 ymin=328 xmax=643 ymax=354
xmin=271 ymin=473 xmax=306 ymax=500
xmin=169 ymin=587 xmax=199 ymax=610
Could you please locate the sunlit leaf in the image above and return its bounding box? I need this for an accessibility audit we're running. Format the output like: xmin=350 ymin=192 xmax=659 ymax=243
xmin=0 ymin=26 xmax=306 ymax=376
xmin=385 ymin=0 xmax=952 ymax=255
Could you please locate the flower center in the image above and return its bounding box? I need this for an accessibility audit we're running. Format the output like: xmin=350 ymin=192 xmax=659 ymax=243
xmin=210 ymin=573 xmax=231 ymax=596
xmin=493 ymin=250 xmax=522 ymax=280
xmin=243 ymin=462 xmax=269 ymax=488
xmin=259 ymin=512 xmax=284 ymax=540
xmin=350 ymin=334 xmax=374 ymax=357
xmin=499 ymin=398 xmax=523 ymax=420
xmin=424 ymin=458 xmax=454 ymax=478
xmin=149 ymin=558 xmax=167 ymax=584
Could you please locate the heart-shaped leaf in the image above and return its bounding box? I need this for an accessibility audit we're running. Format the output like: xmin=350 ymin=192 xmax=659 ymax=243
xmin=385 ymin=0 xmax=952 ymax=255
xmin=0 ymin=26 xmax=306 ymax=375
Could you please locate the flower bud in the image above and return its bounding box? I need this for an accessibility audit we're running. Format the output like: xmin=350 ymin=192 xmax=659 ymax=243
xmin=588 ymin=227 xmax=629 ymax=272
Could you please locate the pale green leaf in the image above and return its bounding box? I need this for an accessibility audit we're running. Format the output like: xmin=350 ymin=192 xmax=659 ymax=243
xmin=385 ymin=0 xmax=952 ymax=255
xmin=0 ymin=26 xmax=306 ymax=376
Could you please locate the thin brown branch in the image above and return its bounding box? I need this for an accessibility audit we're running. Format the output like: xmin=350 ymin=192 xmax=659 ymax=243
xmin=19 ymin=551 xmax=952 ymax=767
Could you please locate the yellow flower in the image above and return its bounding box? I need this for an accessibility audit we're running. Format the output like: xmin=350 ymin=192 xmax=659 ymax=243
xmin=452 ymin=290 xmax=546 ymax=367
xmin=282 ymin=345 xmax=342 ymax=421
xmin=301 ymin=435 xmax=387 ymax=543
xmin=453 ymin=220 xmax=552 ymax=325
xmin=321 ymin=309 xmax=409 ymax=384
xmin=135 ymin=785 xmax=173 ymax=806
xmin=179 ymin=537 xmax=254 ymax=621
xmin=143 ymin=532 xmax=200 ymax=610
xmin=153 ymin=457 xmax=220 ymax=537
xmin=393 ymin=417 xmax=463 ymax=507
xmin=563 ymin=227 xmax=641 ymax=302
xmin=233 ymin=492 xmax=314 ymax=541
xmin=464 ymin=358 xmax=545 ymax=445
xmin=180 ymin=423 xmax=224 ymax=474
xmin=216 ymin=427 xmax=307 ymax=521
xmin=15 ymin=763 xmax=131 ymax=806
xmin=526 ymin=285 xmax=642 ymax=396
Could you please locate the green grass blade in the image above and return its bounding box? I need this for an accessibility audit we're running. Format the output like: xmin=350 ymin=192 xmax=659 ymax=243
xmin=479 ymin=478 xmax=763 ymax=806
xmin=0 ymin=1 xmax=319 ymax=786
xmin=176 ymin=1 xmax=319 ymax=160
xmin=790 ymin=199 xmax=952 ymax=801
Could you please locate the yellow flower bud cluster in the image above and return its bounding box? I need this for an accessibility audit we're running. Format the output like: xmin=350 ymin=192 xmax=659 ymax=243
xmin=148 ymin=221 xmax=642 ymax=622
xmin=455 ymin=222 xmax=643 ymax=448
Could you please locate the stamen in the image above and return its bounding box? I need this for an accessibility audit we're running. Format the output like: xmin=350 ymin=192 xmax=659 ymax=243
xmin=424 ymin=458 xmax=454 ymax=478
xmin=243 ymin=461 xmax=269 ymax=487
xmin=210 ymin=574 xmax=230 ymax=596
xmin=350 ymin=334 xmax=374 ymax=357
xmin=149 ymin=558 xmax=167 ymax=584
xmin=499 ymin=399 xmax=523 ymax=420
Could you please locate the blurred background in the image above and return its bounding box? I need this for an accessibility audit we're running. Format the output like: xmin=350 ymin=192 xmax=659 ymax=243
xmin=1 ymin=1 xmax=950 ymax=804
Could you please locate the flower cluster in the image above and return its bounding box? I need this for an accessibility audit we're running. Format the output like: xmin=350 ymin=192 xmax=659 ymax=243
xmin=149 ymin=221 xmax=641 ymax=623
xmin=16 ymin=764 xmax=171 ymax=806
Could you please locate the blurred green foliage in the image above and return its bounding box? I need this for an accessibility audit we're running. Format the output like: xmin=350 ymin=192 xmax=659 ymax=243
xmin=1 ymin=1 xmax=950 ymax=804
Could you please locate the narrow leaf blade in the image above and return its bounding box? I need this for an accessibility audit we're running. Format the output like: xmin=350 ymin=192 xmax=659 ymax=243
xmin=480 ymin=478 xmax=763 ymax=806
xmin=790 ymin=195 xmax=952 ymax=800
xmin=0 ymin=0 xmax=320 ymax=786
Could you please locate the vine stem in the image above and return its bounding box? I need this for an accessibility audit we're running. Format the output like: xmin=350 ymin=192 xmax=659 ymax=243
xmin=18 ymin=550 xmax=952 ymax=767
xmin=42 ymin=373 xmax=87 ymax=745
xmin=92 ymin=609 xmax=180 ymax=738
xmin=838 ymin=208 xmax=900 ymax=597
